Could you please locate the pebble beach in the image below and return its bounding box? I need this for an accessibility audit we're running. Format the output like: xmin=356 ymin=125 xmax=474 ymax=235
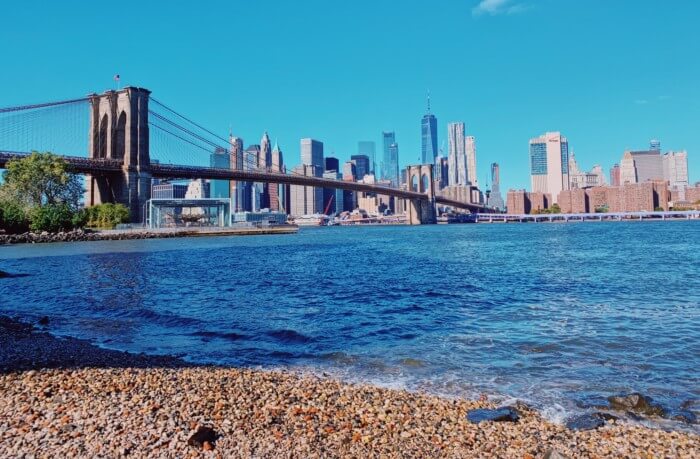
xmin=1 ymin=317 xmax=698 ymax=458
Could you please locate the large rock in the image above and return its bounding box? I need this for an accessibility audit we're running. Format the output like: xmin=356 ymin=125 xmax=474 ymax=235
xmin=187 ymin=426 xmax=218 ymax=449
xmin=565 ymin=413 xmax=608 ymax=431
xmin=607 ymin=393 xmax=665 ymax=417
xmin=466 ymin=407 xmax=519 ymax=423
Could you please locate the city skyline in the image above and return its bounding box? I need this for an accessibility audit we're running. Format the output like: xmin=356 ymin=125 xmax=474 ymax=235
xmin=2 ymin=1 xmax=699 ymax=192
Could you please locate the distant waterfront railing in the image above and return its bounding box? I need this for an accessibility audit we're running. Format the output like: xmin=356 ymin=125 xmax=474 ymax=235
xmin=476 ymin=210 xmax=700 ymax=223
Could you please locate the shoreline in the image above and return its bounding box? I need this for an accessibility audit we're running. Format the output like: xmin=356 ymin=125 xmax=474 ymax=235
xmin=0 ymin=226 xmax=298 ymax=245
xmin=0 ymin=316 xmax=698 ymax=457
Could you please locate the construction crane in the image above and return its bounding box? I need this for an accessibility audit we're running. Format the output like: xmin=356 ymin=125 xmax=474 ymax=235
xmin=323 ymin=195 xmax=335 ymax=215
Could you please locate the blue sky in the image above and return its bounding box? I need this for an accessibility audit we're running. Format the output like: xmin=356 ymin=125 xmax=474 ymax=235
xmin=1 ymin=0 xmax=698 ymax=191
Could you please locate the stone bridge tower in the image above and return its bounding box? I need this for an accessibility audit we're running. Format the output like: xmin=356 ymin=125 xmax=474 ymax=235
xmin=404 ymin=164 xmax=437 ymax=224
xmin=85 ymin=87 xmax=152 ymax=223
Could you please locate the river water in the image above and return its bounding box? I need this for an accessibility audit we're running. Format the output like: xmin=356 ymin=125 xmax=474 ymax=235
xmin=1 ymin=222 xmax=699 ymax=430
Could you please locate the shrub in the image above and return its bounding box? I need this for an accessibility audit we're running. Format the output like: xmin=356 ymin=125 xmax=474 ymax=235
xmin=30 ymin=203 xmax=75 ymax=233
xmin=84 ymin=203 xmax=130 ymax=229
xmin=0 ymin=201 xmax=30 ymax=234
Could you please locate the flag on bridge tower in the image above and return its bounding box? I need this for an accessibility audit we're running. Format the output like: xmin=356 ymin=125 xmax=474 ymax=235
xmin=114 ymin=74 xmax=121 ymax=90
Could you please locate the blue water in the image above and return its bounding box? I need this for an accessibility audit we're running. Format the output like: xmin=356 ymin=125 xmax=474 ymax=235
xmin=1 ymin=223 xmax=699 ymax=430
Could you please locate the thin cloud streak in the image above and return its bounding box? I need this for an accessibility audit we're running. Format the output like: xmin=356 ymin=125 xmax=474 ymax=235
xmin=472 ymin=0 xmax=531 ymax=16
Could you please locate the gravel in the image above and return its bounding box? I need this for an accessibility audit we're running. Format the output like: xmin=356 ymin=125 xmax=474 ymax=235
xmin=1 ymin=316 xmax=698 ymax=458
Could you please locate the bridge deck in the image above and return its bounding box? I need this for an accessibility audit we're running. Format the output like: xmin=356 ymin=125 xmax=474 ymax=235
xmin=0 ymin=151 xmax=490 ymax=212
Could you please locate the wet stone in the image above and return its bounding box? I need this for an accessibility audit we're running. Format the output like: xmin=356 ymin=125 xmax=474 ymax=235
xmin=466 ymin=407 xmax=519 ymax=423
xmin=668 ymin=409 xmax=697 ymax=424
xmin=187 ymin=426 xmax=218 ymax=449
xmin=607 ymin=393 xmax=665 ymax=417
xmin=565 ymin=414 xmax=606 ymax=431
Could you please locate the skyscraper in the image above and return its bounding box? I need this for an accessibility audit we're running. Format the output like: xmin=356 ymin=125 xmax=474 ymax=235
xmin=350 ymin=154 xmax=370 ymax=180
xmin=447 ymin=122 xmax=466 ymax=186
xmin=662 ymin=150 xmax=689 ymax=190
xmin=300 ymin=138 xmax=324 ymax=173
xmin=229 ymin=135 xmax=244 ymax=211
xmin=358 ymin=141 xmax=376 ymax=175
xmin=269 ymin=142 xmax=285 ymax=211
xmin=421 ymin=95 xmax=438 ymax=164
xmin=209 ymin=147 xmax=230 ymax=198
xmin=325 ymin=156 xmax=340 ymax=172
xmin=258 ymin=132 xmax=272 ymax=208
xmin=388 ymin=142 xmax=399 ymax=187
xmin=486 ymin=162 xmax=504 ymax=210
xmin=243 ymin=144 xmax=261 ymax=211
xmin=619 ymin=149 xmax=664 ymax=184
xmin=382 ymin=131 xmax=395 ymax=182
xmin=529 ymin=132 xmax=570 ymax=203
xmin=465 ymin=135 xmax=477 ymax=186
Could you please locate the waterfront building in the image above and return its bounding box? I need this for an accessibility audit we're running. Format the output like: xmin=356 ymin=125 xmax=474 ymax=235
xmin=229 ymin=135 xmax=244 ymax=212
xmin=289 ymin=164 xmax=324 ymax=216
xmin=358 ymin=141 xmax=376 ymax=176
xmin=209 ymin=147 xmax=230 ymax=199
xmin=301 ymin=138 xmax=324 ymax=172
xmin=421 ymin=96 xmax=438 ymax=164
xmin=465 ymin=135 xmax=477 ymax=186
xmin=529 ymin=131 xmax=570 ymax=204
xmin=447 ymin=122 xmax=466 ymax=186
xmin=350 ymin=154 xmax=370 ymax=180
xmin=486 ymin=162 xmax=505 ymax=210
xmin=152 ymin=182 xmax=187 ymax=199
xmin=506 ymin=189 xmax=552 ymax=214
xmin=557 ymin=182 xmax=669 ymax=213
xmin=610 ymin=164 xmax=621 ymax=186
xmin=325 ymin=156 xmax=340 ymax=172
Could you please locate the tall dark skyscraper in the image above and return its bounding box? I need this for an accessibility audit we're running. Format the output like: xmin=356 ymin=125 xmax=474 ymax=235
xmin=358 ymin=141 xmax=376 ymax=175
xmin=325 ymin=156 xmax=340 ymax=172
xmin=421 ymin=94 xmax=438 ymax=164
xmin=350 ymin=154 xmax=370 ymax=180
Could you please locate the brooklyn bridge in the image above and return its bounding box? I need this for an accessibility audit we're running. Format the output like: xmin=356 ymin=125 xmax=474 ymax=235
xmin=0 ymin=87 xmax=492 ymax=224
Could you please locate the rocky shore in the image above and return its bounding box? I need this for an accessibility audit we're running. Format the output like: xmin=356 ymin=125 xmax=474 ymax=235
xmin=0 ymin=226 xmax=297 ymax=245
xmin=0 ymin=229 xmax=181 ymax=245
xmin=0 ymin=317 xmax=698 ymax=458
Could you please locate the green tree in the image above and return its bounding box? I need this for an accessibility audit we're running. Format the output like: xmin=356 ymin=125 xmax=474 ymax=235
xmin=1 ymin=151 xmax=83 ymax=210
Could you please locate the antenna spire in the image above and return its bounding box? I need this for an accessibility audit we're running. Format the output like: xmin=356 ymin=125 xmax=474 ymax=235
xmin=427 ymin=90 xmax=431 ymax=113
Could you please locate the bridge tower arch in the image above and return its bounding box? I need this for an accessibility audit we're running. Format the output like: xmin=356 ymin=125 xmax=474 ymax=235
xmin=404 ymin=164 xmax=437 ymax=224
xmin=86 ymin=87 xmax=152 ymax=223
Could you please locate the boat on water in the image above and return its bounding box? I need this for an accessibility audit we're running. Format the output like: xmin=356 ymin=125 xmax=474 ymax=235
xmin=292 ymin=214 xmax=331 ymax=226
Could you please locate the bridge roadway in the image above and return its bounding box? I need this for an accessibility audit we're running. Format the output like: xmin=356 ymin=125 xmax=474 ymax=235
xmin=0 ymin=151 xmax=491 ymax=212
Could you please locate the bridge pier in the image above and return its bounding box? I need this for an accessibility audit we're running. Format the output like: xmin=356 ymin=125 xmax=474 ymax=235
xmin=86 ymin=87 xmax=152 ymax=224
xmin=403 ymin=164 xmax=436 ymax=225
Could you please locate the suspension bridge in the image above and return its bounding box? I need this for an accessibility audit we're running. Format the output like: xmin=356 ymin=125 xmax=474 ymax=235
xmin=0 ymin=87 xmax=492 ymax=224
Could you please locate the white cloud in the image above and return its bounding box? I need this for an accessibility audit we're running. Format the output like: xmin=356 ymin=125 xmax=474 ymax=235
xmin=472 ymin=0 xmax=530 ymax=16
xmin=634 ymin=99 xmax=649 ymax=105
